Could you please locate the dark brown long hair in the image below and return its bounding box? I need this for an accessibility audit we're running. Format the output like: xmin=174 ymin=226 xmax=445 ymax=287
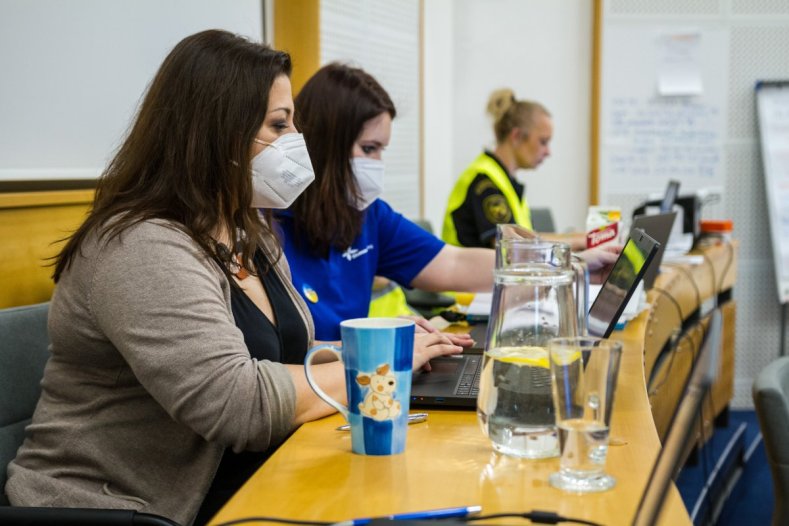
xmin=292 ymin=63 xmax=395 ymax=257
xmin=53 ymin=30 xmax=291 ymax=282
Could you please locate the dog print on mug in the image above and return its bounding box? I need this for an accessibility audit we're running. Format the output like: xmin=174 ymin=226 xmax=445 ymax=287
xmin=356 ymin=363 xmax=402 ymax=421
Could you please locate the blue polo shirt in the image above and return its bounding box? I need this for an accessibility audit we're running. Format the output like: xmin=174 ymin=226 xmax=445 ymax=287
xmin=275 ymin=200 xmax=445 ymax=341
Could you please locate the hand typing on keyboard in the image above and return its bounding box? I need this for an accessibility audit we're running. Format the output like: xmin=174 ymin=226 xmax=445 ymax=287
xmin=413 ymin=332 xmax=464 ymax=372
xmin=406 ymin=315 xmax=475 ymax=349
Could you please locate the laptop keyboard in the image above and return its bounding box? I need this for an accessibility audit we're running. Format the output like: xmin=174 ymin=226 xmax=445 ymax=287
xmin=455 ymin=355 xmax=482 ymax=397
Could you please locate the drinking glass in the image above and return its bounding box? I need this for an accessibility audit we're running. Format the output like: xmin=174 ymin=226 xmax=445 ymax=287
xmin=548 ymin=337 xmax=622 ymax=492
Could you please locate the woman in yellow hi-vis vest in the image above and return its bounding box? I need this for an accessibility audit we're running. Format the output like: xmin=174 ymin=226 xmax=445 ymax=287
xmin=443 ymin=88 xmax=583 ymax=250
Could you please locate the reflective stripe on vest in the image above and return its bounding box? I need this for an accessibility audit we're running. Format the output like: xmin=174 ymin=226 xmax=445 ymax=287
xmin=441 ymin=152 xmax=532 ymax=246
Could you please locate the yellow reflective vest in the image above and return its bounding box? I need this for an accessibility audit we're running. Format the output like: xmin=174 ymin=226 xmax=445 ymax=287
xmin=441 ymin=152 xmax=532 ymax=246
xmin=368 ymin=280 xmax=417 ymax=318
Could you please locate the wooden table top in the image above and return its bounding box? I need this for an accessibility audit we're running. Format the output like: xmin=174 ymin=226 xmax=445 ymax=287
xmin=209 ymin=310 xmax=690 ymax=526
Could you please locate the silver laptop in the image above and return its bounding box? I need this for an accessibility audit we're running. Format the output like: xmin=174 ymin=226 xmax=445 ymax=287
xmin=411 ymin=229 xmax=660 ymax=408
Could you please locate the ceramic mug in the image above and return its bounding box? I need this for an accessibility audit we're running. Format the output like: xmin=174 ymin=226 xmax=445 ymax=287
xmin=304 ymin=317 xmax=414 ymax=455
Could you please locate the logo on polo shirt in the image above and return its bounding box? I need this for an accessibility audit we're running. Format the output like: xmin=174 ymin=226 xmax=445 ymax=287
xmin=341 ymin=244 xmax=374 ymax=261
xmin=302 ymin=284 xmax=319 ymax=303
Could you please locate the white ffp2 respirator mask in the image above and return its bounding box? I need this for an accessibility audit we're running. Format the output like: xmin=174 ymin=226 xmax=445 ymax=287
xmin=251 ymin=133 xmax=315 ymax=208
xmin=350 ymin=157 xmax=385 ymax=211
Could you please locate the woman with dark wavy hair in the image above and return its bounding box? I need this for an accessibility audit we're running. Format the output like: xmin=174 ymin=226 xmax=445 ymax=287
xmin=5 ymin=32 xmax=457 ymax=525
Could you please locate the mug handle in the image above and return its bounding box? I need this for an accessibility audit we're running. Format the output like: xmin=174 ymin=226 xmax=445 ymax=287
xmin=304 ymin=344 xmax=348 ymax=419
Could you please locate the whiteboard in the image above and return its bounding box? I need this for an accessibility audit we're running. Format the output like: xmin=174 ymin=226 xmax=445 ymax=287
xmin=0 ymin=0 xmax=262 ymax=181
xmin=756 ymin=81 xmax=789 ymax=304
xmin=599 ymin=21 xmax=728 ymax=201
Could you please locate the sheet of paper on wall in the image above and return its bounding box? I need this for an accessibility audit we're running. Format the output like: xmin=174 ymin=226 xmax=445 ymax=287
xmin=657 ymin=30 xmax=703 ymax=96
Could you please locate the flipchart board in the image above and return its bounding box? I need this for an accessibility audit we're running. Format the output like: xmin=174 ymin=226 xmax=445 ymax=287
xmin=756 ymin=81 xmax=789 ymax=304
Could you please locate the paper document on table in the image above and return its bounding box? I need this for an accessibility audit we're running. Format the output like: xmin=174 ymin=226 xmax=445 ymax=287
xmin=662 ymin=254 xmax=704 ymax=266
xmin=661 ymin=232 xmax=694 ymax=261
xmin=466 ymin=292 xmax=492 ymax=318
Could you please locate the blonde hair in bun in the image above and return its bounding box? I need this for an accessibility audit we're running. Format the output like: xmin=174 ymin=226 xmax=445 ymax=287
xmin=486 ymin=87 xmax=550 ymax=144
xmin=486 ymin=88 xmax=516 ymax=123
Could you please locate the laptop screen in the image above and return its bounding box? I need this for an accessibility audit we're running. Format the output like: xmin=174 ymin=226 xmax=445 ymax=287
xmin=587 ymin=229 xmax=660 ymax=338
xmin=630 ymin=212 xmax=677 ymax=290
xmin=660 ymin=180 xmax=681 ymax=213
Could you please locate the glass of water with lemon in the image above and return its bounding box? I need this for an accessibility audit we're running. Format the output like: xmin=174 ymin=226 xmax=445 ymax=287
xmin=548 ymin=337 xmax=622 ymax=492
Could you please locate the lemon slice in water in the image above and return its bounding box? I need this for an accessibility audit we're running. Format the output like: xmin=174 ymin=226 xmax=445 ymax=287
xmin=488 ymin=346 xmax=550 ymax=368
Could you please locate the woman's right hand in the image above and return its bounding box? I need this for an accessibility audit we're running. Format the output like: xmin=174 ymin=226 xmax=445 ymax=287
xmin=405 ymin=315 xmax=475 ymax=348
xmin=412 ymin=332 xmax=463 ymax=372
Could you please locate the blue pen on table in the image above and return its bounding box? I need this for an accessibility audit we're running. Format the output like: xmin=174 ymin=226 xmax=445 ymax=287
xmin=336 ymin=505 xmax=482 ymax=526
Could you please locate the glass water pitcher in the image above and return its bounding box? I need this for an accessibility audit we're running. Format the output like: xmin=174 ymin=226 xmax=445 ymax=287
xmin=477 ymin=238 xmax=588 ymax=459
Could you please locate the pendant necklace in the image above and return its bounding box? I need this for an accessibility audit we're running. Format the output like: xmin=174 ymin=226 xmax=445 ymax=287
xmin=216 ymin=241 xmax=249 ymax=280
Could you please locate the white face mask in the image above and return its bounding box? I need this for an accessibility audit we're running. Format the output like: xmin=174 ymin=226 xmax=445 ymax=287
xmin=350 ymin=157 xmax=385 ymax=210
xmin=250 ymin=133 xmax=315 ymax=208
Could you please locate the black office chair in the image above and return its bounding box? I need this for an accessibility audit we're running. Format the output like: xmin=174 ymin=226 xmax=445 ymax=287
xmin=753 ymin=356 xmax=789 ymax=526
xmin=530 ymin=207 xmax=556 ymax=233
xmin=0 ymin=507 xmax=178 ymax=526
xmin=0 ymin=303 xmax=180 ymax=526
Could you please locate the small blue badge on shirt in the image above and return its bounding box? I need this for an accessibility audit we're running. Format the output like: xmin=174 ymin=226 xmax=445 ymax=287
xmin=302 ymin=284 xmax=319 ymax=303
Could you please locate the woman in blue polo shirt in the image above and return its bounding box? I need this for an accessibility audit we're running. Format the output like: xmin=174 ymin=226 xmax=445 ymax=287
xmin=276 ymin=63 xmax=618 ymax=341
xmin=272 ymin=64 xmax=489 ymax=340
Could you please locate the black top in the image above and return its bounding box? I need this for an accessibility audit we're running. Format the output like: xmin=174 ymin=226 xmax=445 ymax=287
xmin=450 ymin=150 xmax=525 ymax=248
xmin=229 ymin=250 xmax=309 ymax=365
xmin=194 ymin=249 xmax=308 ymax=525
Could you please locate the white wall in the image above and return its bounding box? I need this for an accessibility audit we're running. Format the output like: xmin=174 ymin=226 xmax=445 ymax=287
xmin=422 ymin=0 xmax=456 ymax=231
xmin=321 ymin=0 xmax=421 ymax=218
xmin=0 ymin=0 xmax=262 ymax=181
xmin=422 ymin=0 xmax=593 ymax=234
xmin=599 ymin=0 xmax=789 ymax=409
